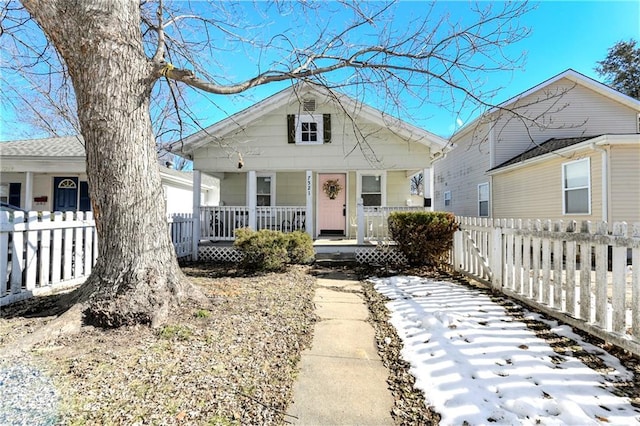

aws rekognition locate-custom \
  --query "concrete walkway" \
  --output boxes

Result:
[286,269,394,425]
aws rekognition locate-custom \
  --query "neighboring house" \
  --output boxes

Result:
[0,136,219,214]
[433,69,640,225]
[175,82,447,240]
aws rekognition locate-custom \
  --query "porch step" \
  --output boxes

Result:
[314,251,357,267]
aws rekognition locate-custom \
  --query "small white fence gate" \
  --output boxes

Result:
[0,211,98,306]
[451,217,640,356]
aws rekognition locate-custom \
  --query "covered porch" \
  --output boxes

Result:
[189,169,431,258]
[197,204,427,243]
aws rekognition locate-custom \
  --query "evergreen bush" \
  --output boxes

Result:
[388,211,457,267]
[234,228,315,271]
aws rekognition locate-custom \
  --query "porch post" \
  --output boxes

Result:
[305,170,313,238]
[24,172,33,211]
[191,170,201,261]
[247,170,257,230]
[357,198,365,244]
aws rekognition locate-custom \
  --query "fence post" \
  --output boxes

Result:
[490,220,503,290]
[611,222,628,334]
[453,224,463,273]
[25,211,38,290]
[191,171,201,261]
[0,211,9,297]
[356,198,364,245]
[632,223,640,340]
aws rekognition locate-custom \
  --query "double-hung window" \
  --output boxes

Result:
[444,191,451,207]
[360,173,384,206]
[256,174,275,207]
[562,158,590,214]
[478,183,489,217]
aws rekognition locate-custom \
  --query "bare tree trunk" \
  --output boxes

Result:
[22,0,193,327]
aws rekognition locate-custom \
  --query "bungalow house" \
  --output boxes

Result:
[0,136,219,214]
[433,69,640,225]
[174,82,447,244]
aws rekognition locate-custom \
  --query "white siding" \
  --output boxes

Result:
[192,92,432,173]
[164,185,194,214]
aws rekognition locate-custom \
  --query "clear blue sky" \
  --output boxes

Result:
[0,0,638,141]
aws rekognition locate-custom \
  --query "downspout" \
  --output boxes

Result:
[590,143,609,222]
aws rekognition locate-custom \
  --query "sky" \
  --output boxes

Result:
[0,0,638,142]
[372,275,640,425]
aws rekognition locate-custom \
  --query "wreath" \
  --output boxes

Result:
[323,179,343,199]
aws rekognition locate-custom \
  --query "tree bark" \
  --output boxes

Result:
[22,0,194,327]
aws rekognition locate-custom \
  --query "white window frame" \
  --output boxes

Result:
[444,190,451,207]
[0,184,8,203]
[356,171,386,207]
[562,158,591,215]
[478,183,490,217]
[295,114,323,145]
[256,173,276,207]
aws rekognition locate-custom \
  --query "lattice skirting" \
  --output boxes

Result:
[199,246,244,263]
[198,245,407,265]
[355,247,407,266]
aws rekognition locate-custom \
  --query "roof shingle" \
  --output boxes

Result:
[489,136,601,171]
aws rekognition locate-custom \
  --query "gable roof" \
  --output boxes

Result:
[489,135,601,171]
[173,82,448,156]
[452,69,640,142]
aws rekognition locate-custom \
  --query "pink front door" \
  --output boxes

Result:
[318,173,346,236]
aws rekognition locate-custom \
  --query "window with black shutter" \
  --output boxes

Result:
[287,114,331,144]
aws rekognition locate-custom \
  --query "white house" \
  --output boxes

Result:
[0,136,219,214]
[174,82,447,242]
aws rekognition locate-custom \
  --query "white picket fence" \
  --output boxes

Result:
[0,211,98,306]
[168,213,194,259]
[0,211,198,306]
[451,217,640,355]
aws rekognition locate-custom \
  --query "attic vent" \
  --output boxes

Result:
[303,98,316,112]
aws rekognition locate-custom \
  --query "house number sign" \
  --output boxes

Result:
[307,175,312,197]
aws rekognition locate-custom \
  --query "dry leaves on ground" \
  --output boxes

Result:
[0,264,316,425]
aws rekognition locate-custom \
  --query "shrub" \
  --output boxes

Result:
[388,211,457,267]
[234,228,315,272]
[285,231,315,264]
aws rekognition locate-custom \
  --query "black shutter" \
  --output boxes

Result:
[323,114,331,143]
[8,183,21,207]
[79,181,91,211]
[287,114,295,144]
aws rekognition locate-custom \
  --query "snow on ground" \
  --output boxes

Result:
[371,275,640,426]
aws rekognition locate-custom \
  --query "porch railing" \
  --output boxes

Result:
[361,206,428,243]
[200,206,306,241]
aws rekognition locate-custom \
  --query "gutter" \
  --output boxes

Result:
[487,134,638,176]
